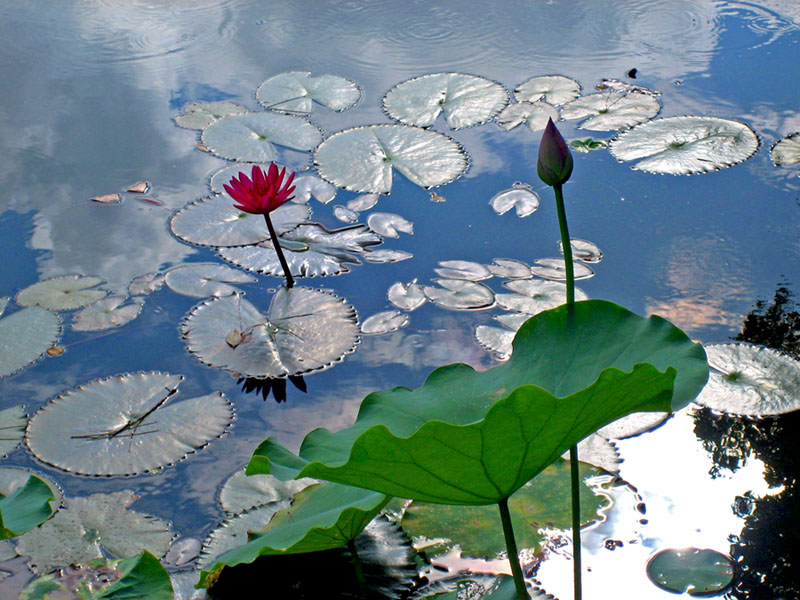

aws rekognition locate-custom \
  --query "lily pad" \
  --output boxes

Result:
[597,411,671,440]
[0,475,54,539]
[164,263,256,298]
[0,405,26,458]
[367,212,414,238]
[257,71,361,114]
[16,275,107,311]
[695,343,800,416]
[565,434,621,474]
[496,101,558,132]
[383,73,508,130]
[26,372,233,476]
[498,279,588,315]
[315,125,469,194]
[202,112,323,163]
[489,183,540,217]
[0,297,8,317]
[569,137,609,153]
[558,238,603,263]
[646,548,734,595]
[486,258,531,279]
[514,75,581,106]
[174,101,248,130]
[388,281,427,311]
[218,223,382,278]
[170,194,310,247]
[0,305,61,378]
[361,311,409,336]
[219,468,315,515]
[596,78,660,97]
[0,466,63,511]
[364,249,413,264]
[347,193,380,211]
[71,296,143,331]
[609,116,759,175]
[333,205,359,223]
[561,91,661,130]
[475,325,514,360]
[530,258,595,281]
[423,279,495,311]
[15,491,173,573]
[292,174,337,205]
[182,287,359,379]
[434,261,491,281]
[248,300,707,505]
[770,132,800,166]
[128,272,166,296]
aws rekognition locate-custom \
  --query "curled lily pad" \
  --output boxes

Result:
[646,548,734,595]
[170,194,310,247]
[174,101,248,130]
[475,325,514,360]
[496,101,558,132]
[71,296,143,331]
[489,183,540,217]
[558,238,603,263]
[257,71,361,114]
[695,343,800,416]
[770,132,800,166]
[0,305,61,378]
[486,258,531,279]
[315,125,468,194]
[218,223,382,278]
[219,468,315,515]
[364,249,413,264]
[367,212,414,238]
[347,193,380,211]
[388,281,427,311]
[0,475,55,539]
[423,279,495,311]
[609,116,759,175]
[16,275,107,311]
[26,372,234,476]
[292,175,337,205]
[514,75,581,106]
[128,272,166,296]
[15,491,173,572]
[361,311,409,336]
[333,205,359,223]
[531,258,595,281]
[182,287,359,379]
[202,112,323,163]
[561,91,661,130]
[165,263,256,298]
[0,467,63,511]
[0,406,26,458]
[383,73,508,130]
[434,261,491,281]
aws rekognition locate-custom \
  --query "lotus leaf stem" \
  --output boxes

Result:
[498,498,528,599]
[347,538,369,600]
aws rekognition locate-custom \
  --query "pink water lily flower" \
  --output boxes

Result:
[224,164,296,215]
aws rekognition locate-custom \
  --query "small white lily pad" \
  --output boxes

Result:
[475,325,514,360]
[219,468,316,515]
[257,71,361,114]
[71,296,144,331]
[597,411,671,440]
[16,275,107,311]
[315,125,469,194]
[333,205,360,223]
[347,194,380,211]
[434,260,491,281]
[0,306,61,378]
[128,272,166,296]
[0,406,26,458]
[489,183,540,217]
[26,372,233,476]
[695,343,800,416]
[569,137,609,153]
[609,116,759,175]
[292,175,337,205]
[558,238,603,263]
[361,311,409,336]
[367,212,414,238]
[486,258,531,279]
[174,101,248,130]
[383,73,509,130]
[530,258,595,281]
[561,91,661,130]
[494,312,530,331]
[387,281,427,311]
[182,287,359,379]
[502,279,588,309]
[423,279,495,311]
[496,101,559,132]
[363,249,413,264]
[596,78,660,97]
[514,75,581,106]
[770,133,800,166]
[165,264,257,298]
[202,112,323,163]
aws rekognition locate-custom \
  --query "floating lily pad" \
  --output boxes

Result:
[15,491,173,572]
[218,223,382,278]
[333,205,359,223]
[362,311,409,336]
[257,71,361,114]
[174,101,248,130]
[367,212,414,238]
[0,306,61,378]
[558,238,603,263]
[388,281,427,311]
[597,411,671,440]
[498,280,588,316]
[609,116,759,174]
[347,193,380,211]
[434,261,491,281]
[164,263,256,298]
[364,250,413,264]
[182,287,359,379]
[71,296,143,331]
[219,468,315,515]
[423,279,495,311]
[489,183,540,217]
[475,325,514,360]
[26,372,233,476]
[563,433,621,474]
[384,73,508,130]
[0,475,54,539]
[514,75,581,106]
[292,175,337,205]
[486,258,531,279]
[646,548,734,595]
[16,275,107,311]
[0,406,26,458]
[128,272,166,296]
[496,101,558,132]
[561,91,660,130]
[494,313,530,331]
[0,297,9,317]
[164,537,201,570]
[569,137,609,153]
[596,78,660,97]
[770,132,800,166]
[695,343,800,416]
[202,112,323,163]
[531,258,595,281]
[315,125,468,194]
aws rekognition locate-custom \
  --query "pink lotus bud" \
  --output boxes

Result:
[537,118,573,186]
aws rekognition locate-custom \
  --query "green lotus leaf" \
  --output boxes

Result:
[0,475,54,539]
[250,301,707,505]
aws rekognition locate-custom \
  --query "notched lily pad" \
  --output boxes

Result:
[182,287,359,379]
[770,132,800,167]
[315,125,469,194]
[362,311,409,336]
[558,238,603,263]
[16,275,107,311]
[257,71,361,114]
[0,305,61,378]
[26,372,234,476]
[292,175,337,205]
[514,75,581,106]
[0,406,26,458]
[490,183,540,217]
[475,325,514,360]
[434,261,491,281]
[496,280,587,317]
[165,263,257,298]
[367,212,414,238]
[383,73,509,130]
[423,279,495,311]
[388,281,427,311]
[496,101,558,132]
[531,258,595,281]
[646,548,734,595]
[486,258,531,279]
[561,91,660,130]
[174,101,248,130]
[71,296,143,331]
[609,116,759,175]
[219,468,315,515]
[128,272,166,296]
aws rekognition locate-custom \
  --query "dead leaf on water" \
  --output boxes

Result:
[126,181,150,193]
[46,346,65,356]
[196,143,211,152]
[90,193,120,204]
[430,191,446,203]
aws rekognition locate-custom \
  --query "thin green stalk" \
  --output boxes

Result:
[553,184,574,306]
[347,538,369,600]
[264,213,295,289]
[498,498,528,599]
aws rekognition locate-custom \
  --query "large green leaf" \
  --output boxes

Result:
[0,475,55,539]
[251,301,707,505]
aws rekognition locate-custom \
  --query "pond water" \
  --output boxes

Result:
[1,1,800,598]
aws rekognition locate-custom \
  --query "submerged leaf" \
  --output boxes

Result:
[609,116,759,175]
[71,296,143,331]
[383,73,508,130]
[646,548,734,595]
[489,183,540,217]
[16,275,107,311]
[770,132,800,166]
[561,91,660,130]
[165,263,256,298]
[514,75,581,106]
[315,125,468,194]
[0,306,61,378]
[257,71,361,114]
[0,405,26,458]
[174,101,248,130]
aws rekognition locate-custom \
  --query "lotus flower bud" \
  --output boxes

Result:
[537,118,573,186]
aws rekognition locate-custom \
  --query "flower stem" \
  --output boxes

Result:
[553,184,574,306]
[498,498,528,599]
[264,213,294,289]
[347,538,369,600]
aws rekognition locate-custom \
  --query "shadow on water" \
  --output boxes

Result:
[693,284,800,599]
[237,374,307,403]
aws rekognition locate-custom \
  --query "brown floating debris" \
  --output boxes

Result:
[430,191,446,203]
[126,181,150,193]
[46,345,65,356]
[196,143,211,152]
[90,193,120,204]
